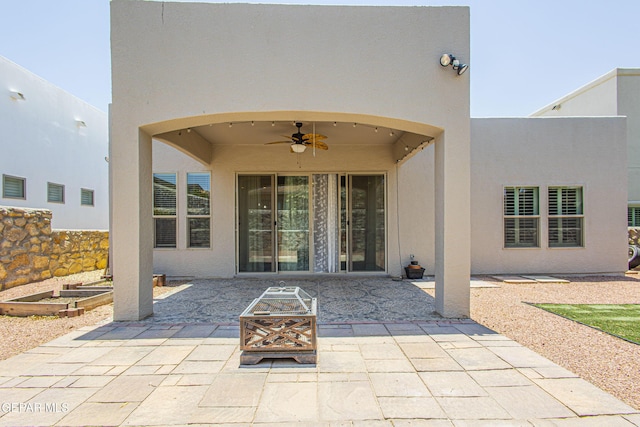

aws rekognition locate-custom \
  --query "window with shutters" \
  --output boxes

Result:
[3,175,26,199]
[153,173,177,248]
[629,206,640,227]
[47,182,65,203]
[80,188,94,206]
[549,186,583,247]
[186,172,211,248]
[504,186,539,248]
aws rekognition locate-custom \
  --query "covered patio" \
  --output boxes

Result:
[140,277,440,324]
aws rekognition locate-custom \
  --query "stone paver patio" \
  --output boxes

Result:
[0,278,639,426]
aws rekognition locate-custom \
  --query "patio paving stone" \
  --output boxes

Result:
[378,396,447,419]
[122,385,209,426]
[56,402,139,427]
[468,368,534,387]
[88,375,164,403]
[485,385,576,419]
[532,377,639,416]
[445,347,512,371]
[436,396,512,420]
[370,372,432,397]
[135,345,194,366]
[419,371,488,397]
[0,278,638,425]
[90,346,154,366]
[200,373,267,407]
[318,381,382,420]
[254,382,318,423]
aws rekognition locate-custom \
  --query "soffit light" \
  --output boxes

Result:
[440,53,468,76]
[9,90,25,101]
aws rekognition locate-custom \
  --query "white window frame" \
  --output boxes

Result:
[47,182,65,204]
[186,172,211,249]
[629,204,640,227]
[153,173,178,249]
[503,186,540,248]
[3,174,26,200]
[548,186,584,248]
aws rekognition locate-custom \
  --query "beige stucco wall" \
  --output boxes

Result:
[111,1,471,319]
[152,139,438,278]
[470,117,628,274]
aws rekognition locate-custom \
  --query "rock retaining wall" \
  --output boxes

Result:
[629,228,640,246]
[0,207,108,290]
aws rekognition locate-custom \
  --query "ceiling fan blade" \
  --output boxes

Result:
[302,133,327,141]
[305,140,329,150]
[265,140,293,145]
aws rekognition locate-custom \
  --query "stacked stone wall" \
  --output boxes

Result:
[0,207,108,290]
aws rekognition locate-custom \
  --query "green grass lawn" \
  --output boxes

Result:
[533,303,640,345]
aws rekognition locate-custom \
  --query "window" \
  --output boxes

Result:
[47,183,65,203]
[3,175,25,199]
[549,186,583,247]
[80,188,94,206]
[153,173,177,248]
[629,206,640,227]
[504,186,539,248]
[187,172,211,248]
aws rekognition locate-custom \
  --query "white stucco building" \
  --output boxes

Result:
[110,1,628,321]
[531,68,640,226]
[1,56,109,230]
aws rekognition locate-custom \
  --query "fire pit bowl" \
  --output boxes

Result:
[240,285,317,365]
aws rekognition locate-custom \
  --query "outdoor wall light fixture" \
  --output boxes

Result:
[75,119,87,127]
[440,53,468,75]
[9,90,25,101]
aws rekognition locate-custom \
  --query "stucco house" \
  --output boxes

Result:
[110,1,628,321]
[1,56,109,230]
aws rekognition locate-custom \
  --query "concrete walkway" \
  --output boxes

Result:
[1,319,639,426]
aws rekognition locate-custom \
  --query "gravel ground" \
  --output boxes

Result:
[1,272,639,410]
[0,271,177,361]
[468,274,640,411]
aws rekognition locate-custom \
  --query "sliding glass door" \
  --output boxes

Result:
[237,173,385,273]
[238,175,274,272]
[349,175,385,271]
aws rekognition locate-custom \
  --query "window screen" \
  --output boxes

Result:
[47,183,64,203]
[3,175,25,199]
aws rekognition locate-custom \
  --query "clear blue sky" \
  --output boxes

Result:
[1,0,639,116]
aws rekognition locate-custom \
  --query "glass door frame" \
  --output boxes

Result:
[236,172,313,274]
[235,172,387,274]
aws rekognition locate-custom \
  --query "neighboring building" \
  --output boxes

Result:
[530,68,640,226]
[110,1,628,321]
[0,56,108,230]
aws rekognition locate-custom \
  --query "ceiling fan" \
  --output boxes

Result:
[265,122,328,153]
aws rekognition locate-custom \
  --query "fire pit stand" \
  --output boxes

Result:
[240,285,317,365]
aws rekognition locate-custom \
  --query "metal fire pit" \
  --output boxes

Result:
[240,285,317,365]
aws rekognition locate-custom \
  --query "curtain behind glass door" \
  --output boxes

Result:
[277,176,310,271]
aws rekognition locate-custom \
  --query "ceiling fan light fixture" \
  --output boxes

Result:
[291,143,306,153]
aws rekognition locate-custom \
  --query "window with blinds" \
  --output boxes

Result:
[3,175,25,199]
[629,206,640,227]
[549,186,583,247]
[504,186,539,248]
[47,183,65,203]
[153,173,177,248]
[80,188,94,206]
[187,172,211,248]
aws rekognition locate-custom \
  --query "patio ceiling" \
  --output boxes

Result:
[154,120,434,165]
